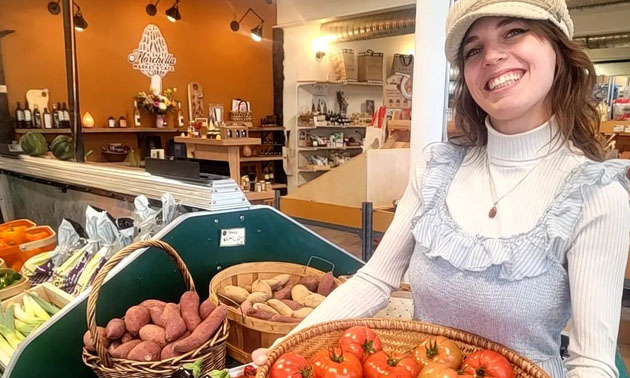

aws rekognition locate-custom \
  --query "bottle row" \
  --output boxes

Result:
[15,101,71,129]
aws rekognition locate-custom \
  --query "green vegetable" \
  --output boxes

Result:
[19,133,48,156]
[183,358,204,378]
[207,369,230,378]
[27,293,60,315]
[0,271,21,290]
[50,135,74,160]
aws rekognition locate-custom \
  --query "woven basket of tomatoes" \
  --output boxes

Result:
[257,318,549,378]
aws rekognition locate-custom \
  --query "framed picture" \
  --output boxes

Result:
[208,104,224,125]
[194,117,209,127]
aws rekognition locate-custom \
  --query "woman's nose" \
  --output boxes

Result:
[483,46,507,66]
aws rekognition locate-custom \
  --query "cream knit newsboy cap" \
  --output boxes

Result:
[445,0,574,64]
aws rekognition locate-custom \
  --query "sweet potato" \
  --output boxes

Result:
[139,299,167,310]
[247,309,275,320]
[127,341,161,362]
[292,307,314,319]
[271,315,301,323]
[247,292,271,304]
[273,280,294,300]
[263,274,291,290]
[121,333,134,343]
[83,327,109,352]
[148,305,165,327]
[180,291,202,332]
[124,306,150,336]
[221,286,249,304]
[173,305,228,353]
[253,303,279,315]
[139,324,167,347]
[267,299,294,317]
[317,272,335,296]
[199,298,216,319]
[244,284,253,293]
[160,331,190,360]
[108,340,121,353]
[162,303,187,342]
[298,276,319,292]
[240,300,253,316]
[252,280,272,296]
[304,293,326,308]
[291,285,312,306]
[106,318,126,340]
[111,339,142,359]
[281,299,304,311]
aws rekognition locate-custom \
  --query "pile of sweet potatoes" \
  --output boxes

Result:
[83,291,227,362]
[219,272,336,323]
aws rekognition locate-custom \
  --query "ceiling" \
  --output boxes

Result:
[567,0,630,9]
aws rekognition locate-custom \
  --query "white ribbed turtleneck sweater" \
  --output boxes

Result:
[283,118,630,378]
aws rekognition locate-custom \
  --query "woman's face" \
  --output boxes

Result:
[462,17,557,133]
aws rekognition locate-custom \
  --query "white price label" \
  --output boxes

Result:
[220,228,246,247]
[625,126,630,133]
[0,85,7,94]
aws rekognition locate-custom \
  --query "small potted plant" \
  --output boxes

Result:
[135,87,177,128]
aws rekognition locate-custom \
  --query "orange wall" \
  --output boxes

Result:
[1,0,276,128]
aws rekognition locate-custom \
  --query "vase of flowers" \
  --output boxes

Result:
[135,87,177,128]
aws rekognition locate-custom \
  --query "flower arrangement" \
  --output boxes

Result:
[135,87,177,115]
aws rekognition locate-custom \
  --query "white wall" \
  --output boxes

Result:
[277,0,414,26]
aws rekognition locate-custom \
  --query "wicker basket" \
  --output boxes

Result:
[82,240,229,378]
[209,261,342,363]
[257,318,550,378]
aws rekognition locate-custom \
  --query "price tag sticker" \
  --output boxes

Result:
[0,85,6,94]
[219,228,246,247]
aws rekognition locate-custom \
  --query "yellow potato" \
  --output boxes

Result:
[291,307,314,319]
[221,285,249,304]
[291,284,312,306]
[267,299,293,317]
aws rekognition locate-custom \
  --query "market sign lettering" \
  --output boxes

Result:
[128,24,176,94]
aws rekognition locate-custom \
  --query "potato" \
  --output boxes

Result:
[298,276,319,292]
[108,340,121,353]
[263,274,291,290]
[271,315,301,323]
[139,299,166,310]
[304,293,326,308]
[199,298,217,320]
[292,307,314,319]
[240,300,253,316]
[105,318,125,340]
[139,324,167,347]
[127,341,161,362]
[317,272,335,296]
[161,330,191,359]
[267,299,294,317]
[291,284,312,306]
[162,303,187,342]
[121,333,134,343]
[111,340,142,359]
[252,280,272,296]
[247,292,271,304]
[124,306,150,336]
[221,285,249,304]
[281,299,304,311]
[148,305,165,327]
[253,302,279,315]
[83,327,109,352]
[273,280,294,300]
[180,291,202,332]
[247,309,275,320]
[244,284,253,293]
[173,305,228,353]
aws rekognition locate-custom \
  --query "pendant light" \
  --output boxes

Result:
[230,7,265,42]
[250,24,263,42]
[73,3,88,32]
[165,0,181,22]
[146,0,160,16]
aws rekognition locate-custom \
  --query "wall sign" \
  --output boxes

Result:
[127,24,176,95]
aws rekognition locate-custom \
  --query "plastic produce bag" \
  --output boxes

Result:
[21,219,85,285]
[52,206,101,294]
[74,210,122,294]
[133,195,159,241]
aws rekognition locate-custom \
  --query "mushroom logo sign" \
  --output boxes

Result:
[127,24,176,95]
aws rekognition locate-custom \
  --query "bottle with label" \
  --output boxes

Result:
[107,116,116,128]
[133,101,141,127]
[52,103,61,128]
[269,166,275,183]
[62,102,71,128]
[23,104,33,129]
[33,105,42,129]
[43,108,52,129]
[118,116,128,128]
[15,102,25,129]
[264,166,270,182]
[177,101,185,128]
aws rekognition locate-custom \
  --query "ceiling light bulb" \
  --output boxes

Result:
[251,24,263,42]
[165,1,181,22]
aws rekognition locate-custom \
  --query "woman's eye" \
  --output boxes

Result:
[464,48,481,60]
[506,28,527,38]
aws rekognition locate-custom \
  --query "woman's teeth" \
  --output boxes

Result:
[487,71,523,91]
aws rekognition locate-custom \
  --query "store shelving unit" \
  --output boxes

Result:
[15,128,180,134]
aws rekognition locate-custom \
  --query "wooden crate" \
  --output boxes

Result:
[2,282,73,310]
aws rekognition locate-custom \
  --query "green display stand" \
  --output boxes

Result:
[4,206,364,378]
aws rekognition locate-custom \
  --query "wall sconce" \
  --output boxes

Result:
[165,0,182,22]
[146,0,160,16]
[312,35,336,61]
[47,1,88,31]
[230,8,265,42]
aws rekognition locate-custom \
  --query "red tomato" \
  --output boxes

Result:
[339,326,383,362]
[310,347,363,378]
[418,362,467,378]
[271,353,313,378]
[460,350,514,378]
[363,351,421,378]
[414,336,463,370]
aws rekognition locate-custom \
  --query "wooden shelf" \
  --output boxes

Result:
[174,137,261,146]
[297,80,383,87]
[272,183,287,189]
[298,166,332,172]
[15,128,180,134]
[297,125,368,129]
[248,127,285,131]
[298,146,362,151]
[240,156,283,162]
[15,129,71,134]
[601,120,630,135]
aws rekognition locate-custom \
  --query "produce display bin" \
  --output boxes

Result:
[2,205,364,378]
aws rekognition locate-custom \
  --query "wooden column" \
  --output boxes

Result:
[0,30,15,144]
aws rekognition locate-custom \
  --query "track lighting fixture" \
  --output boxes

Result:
[73,3,88,31]
[230,8,265,42]
[165,0,182,23]
[146,0,160,16]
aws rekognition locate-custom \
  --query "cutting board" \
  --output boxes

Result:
[25,88,50,112]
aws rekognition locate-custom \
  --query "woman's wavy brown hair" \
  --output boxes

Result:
[452,18,604,161]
